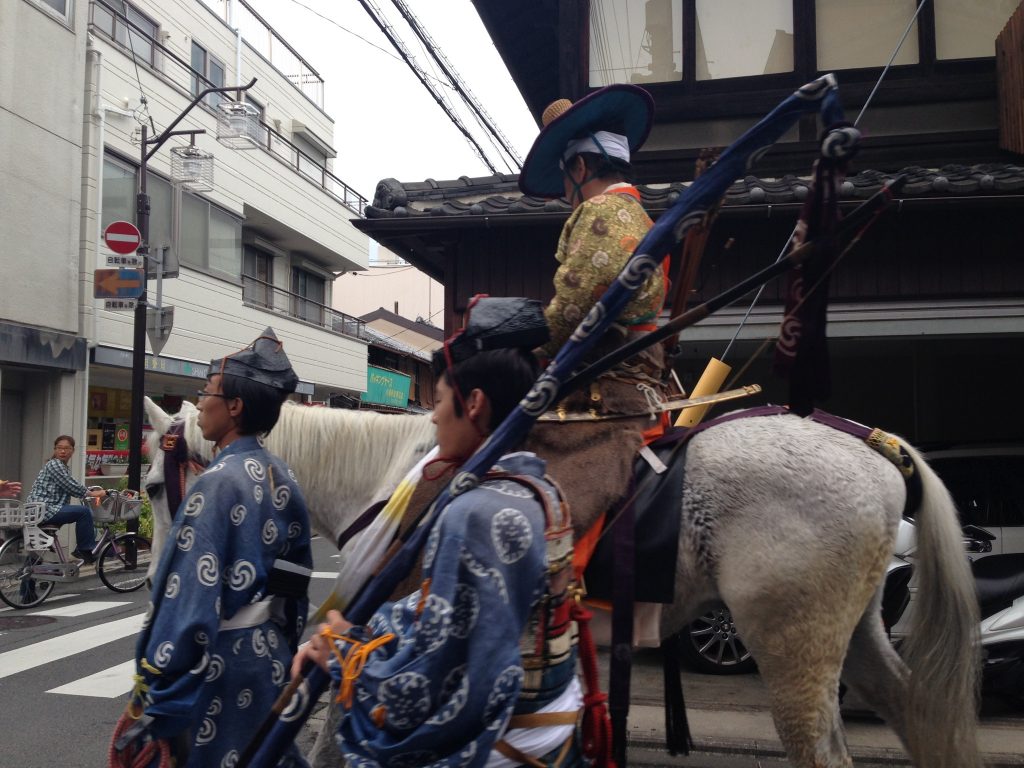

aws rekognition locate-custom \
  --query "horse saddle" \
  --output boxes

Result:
[583,429,688,605]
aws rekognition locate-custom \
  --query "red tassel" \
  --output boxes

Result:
[572,600,617,768]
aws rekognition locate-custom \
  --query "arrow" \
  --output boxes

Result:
[94,269,144,299]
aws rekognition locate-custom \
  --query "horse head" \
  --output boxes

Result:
[143,396,213,584]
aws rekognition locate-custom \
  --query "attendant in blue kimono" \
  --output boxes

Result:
[296,299,585,768]
[121,328,313,768]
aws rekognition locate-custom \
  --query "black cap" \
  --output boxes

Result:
[210,327,298,393]
[445,296,550,364]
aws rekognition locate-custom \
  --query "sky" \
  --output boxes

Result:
[243,0,540,205]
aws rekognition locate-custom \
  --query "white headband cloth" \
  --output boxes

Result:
[561,131,630,166]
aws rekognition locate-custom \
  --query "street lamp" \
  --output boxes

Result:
[126,79,258,504]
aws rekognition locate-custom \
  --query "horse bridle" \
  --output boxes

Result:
[159,421,207,515]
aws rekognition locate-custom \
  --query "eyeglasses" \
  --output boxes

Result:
[196,390,233,400]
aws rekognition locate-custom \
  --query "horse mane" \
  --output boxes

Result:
[265,404,435,531]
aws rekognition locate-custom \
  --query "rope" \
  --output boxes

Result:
[321,626,396,709]
[107,710,172,768]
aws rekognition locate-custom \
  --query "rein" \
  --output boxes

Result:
[159,422,206,515]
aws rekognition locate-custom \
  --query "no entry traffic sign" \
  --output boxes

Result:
[103,220,142,255]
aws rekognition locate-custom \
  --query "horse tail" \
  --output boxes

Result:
[897,439,981,768]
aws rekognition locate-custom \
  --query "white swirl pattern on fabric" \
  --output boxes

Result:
[617,253,659,290]
[288,521,303,540]
[182,492,204,517]
[164,573,180,599]
[261,519,278,545]
[206,696,222,716]
[195,630,209,646]
[570,302,606,343]
[205,654,224,681]
[272,659,286,686]
[195,717,216,744]
[154,641,174,668]
[491,508,533,564]
[252,628,269,657]
[243,458,265,482]
[229,504,246,525]
[176,526,195,552]
[228,560,256,590]
[189,653,209,677]
[272,483,290,510]
[237,689,253,709]
[253,484,263,504]
[484,666,524,728]
[220,750,239,768]
[197,553,219,586]
[521,373,558,416]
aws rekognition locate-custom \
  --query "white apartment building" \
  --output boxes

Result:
[1,0,369,483]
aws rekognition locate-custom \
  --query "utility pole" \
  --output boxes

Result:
[127,79,257,504]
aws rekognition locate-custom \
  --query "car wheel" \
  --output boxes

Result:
[678,605,757,675]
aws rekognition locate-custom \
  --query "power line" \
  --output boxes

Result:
[389,0,522,172]
[355,0,501,174]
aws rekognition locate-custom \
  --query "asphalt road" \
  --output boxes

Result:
[2,533,1020,767]
[0,534,340,768]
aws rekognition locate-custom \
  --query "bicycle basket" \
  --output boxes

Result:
[0,500,45,529]
[92,491,142,523]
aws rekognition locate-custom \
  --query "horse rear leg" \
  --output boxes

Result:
[746,633,852,768]
[840,592,912,750]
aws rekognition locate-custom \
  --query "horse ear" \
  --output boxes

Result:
[144,396,174,436]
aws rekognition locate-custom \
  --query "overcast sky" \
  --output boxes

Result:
[245,0,540,204]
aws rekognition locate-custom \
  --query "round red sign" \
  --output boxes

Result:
[116,428,129,443]
[103,221,142,255]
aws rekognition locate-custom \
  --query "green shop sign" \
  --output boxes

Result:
[364,365,411,408]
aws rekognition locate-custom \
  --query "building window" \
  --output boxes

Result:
[92,1,157,65]
[191,41,226,109]
[101,155,172,250]
[589,0,682,87]
[28,0,71,21]
[291,267,325,325]
[934,0,1020,60]
[697,0,792,80]
[816,0,919,71]
[179,191,242,281]
[243,247,274,307]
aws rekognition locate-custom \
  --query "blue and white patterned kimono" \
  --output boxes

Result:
[135,435,312,768]
[331,451,561,768]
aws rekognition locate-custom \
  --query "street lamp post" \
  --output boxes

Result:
[127,79,258,501]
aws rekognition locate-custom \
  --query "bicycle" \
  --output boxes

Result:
[0,488,153,609]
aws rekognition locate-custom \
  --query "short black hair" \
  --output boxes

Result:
[573,151,633,183]
[219,373,289,435]
[432,347,540,432]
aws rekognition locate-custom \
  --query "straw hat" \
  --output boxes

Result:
[518,84,654,199]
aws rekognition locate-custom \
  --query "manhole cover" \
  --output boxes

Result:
[0,615,57,630]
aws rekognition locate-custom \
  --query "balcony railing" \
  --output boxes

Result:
[242,275,367,340]
[198,0,325,109]
[90,0,367,216]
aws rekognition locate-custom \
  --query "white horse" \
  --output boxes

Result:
[142,397,980,768]
[142,397,434,579]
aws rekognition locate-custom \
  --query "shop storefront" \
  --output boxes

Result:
[86,345,315,482]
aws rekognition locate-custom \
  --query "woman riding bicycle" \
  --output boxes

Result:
[26,435,106,563]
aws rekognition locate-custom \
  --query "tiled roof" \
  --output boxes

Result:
[361,325,432,362]
[365,164,1024,220]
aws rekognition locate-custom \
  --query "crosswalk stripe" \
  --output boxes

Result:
[47,660,136,698]
[0,613,145,680]
[0,592,81,613]
[312,571,336,579]
[31,601,131,618]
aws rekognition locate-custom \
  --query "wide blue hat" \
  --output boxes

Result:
[518,84,654,199]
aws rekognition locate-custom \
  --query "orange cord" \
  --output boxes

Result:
[321,626,396,709]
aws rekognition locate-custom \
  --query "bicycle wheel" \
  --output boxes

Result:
[97,533,152,593]
[0,534,55,609]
